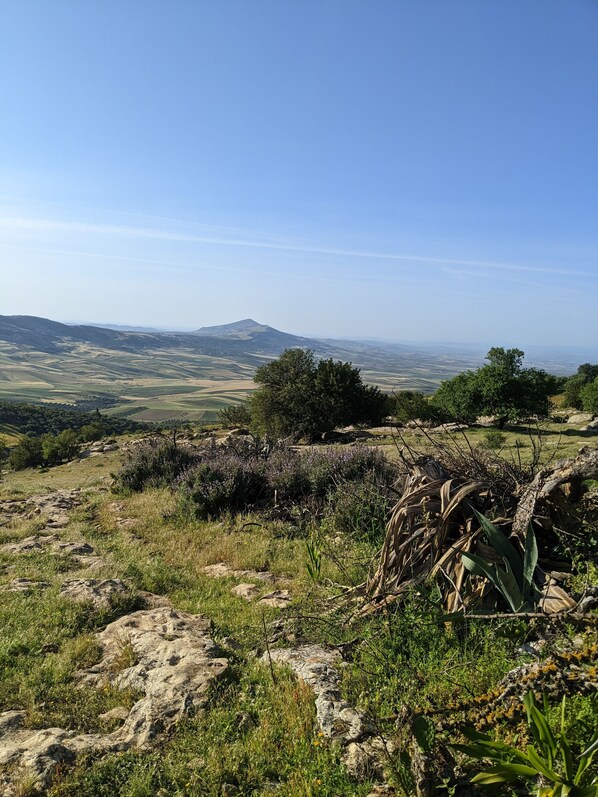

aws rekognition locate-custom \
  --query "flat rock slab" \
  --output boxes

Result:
[262,645,388,780]
[202,562,276,582]
[0,578,50,594]
[81,607,229,747]
[258,590,292,608]
[1,535,96,558]
[0,607,228,793]
[59,578,130,608]
[262,646,365,742]
[1,534,60,554]
[232,583,261,601]
[568,413,594,424]
[0,489,83,529]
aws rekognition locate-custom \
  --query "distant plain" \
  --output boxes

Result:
[0,315,594,423]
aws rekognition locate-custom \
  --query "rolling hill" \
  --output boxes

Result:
[0,315,587,423]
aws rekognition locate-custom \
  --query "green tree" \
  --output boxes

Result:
[41,429,79,465]
[393,391,436,424]
[580,377,598,414]
[80,423,104,442]
[431,347,559,428]
[217,402,252,429]
[564,364,598,409]
[250,349,387,439]
[9,435,43,470]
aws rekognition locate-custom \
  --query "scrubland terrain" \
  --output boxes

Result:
[0,423,596,797]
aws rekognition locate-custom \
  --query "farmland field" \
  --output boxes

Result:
[0,337,484,423]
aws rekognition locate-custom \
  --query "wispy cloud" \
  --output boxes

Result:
[0,215,590,278]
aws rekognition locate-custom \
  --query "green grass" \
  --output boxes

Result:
[1,436,596,796]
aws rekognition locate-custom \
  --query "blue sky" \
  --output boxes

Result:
[1,0,597,345]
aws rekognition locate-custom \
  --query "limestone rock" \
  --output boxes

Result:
[2,534,59,554]
[202,562,275,582]
[98,706,130,723]
[81,607,229,747]
[59,578,130,608]
[262,646,366,741]
[580,420,598,432]
[258,590,291,608]
[261,645,390,781]
[54,541,95,556]
[0,578,50,593]
[475,415,501,427]
[232,583,260,601]
[0,711,27,736]
[0,608,228,792]
[567,413,594,425]
[1,534,96,559]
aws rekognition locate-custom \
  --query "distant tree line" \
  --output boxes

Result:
[0,400,143,438]
[1,401,145,471]
[218,347,596,439]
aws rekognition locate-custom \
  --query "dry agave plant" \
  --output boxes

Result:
[363,444,598,616]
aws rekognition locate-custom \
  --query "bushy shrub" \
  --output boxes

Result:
[8,435,43,470]
[481,429,507,450]
[178,457,268,519]
[217,402,252,429]
[301,445,390,494]
[115,439,200,492]
[267,447,309,501]
[115,436,397,524]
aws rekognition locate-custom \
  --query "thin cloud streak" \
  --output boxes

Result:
[0,216,590,278]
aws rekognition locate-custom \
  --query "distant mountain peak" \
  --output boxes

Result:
[193,319,271,336]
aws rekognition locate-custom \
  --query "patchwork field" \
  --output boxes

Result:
[0,343,257,422]
[0,340,480,423]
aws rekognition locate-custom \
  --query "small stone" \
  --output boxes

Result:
[0,710,27,735]
[231,583,260,601]
[235,711,256,734]
[54,541,95,556]
[258,590,291,608]
[98,706,130,723]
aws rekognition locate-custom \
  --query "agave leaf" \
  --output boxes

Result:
[494,563,524,612]
[461,726,492,742]
[522,522,539,596]
[577,784,598,797]
[453,739,530,765]
[473,509,523,584]
[576,737,598,784]
[461,551,500,586]
[525,694,558,757]
[471,764,538,785]
[560,732,574,783]
[579,737,598,761]
[526,745,561,782]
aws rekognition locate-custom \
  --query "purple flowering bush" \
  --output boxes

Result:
[114,438,200,492]
[115,436,396,525]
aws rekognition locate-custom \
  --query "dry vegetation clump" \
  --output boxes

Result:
[364,440,598,616]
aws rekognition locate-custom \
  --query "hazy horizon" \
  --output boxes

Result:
[1,2,597,346]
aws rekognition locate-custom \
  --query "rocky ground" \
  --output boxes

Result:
[0,450,396,796]
[0,437,596,797]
